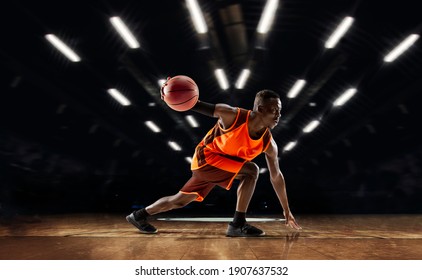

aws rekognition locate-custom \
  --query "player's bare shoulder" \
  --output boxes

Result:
[214,104,238,129]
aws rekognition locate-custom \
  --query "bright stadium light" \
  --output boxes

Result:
[287,79,306,98]
[145,121,161,133]
[186,0,208,34]
[45,34,81,62]
[302,120,320,133]
[257,0,279,34]
[325,16,354,49]
[283,141,297,151]
[110,17,140,49]
[185,115,199,127]
[168,141,182,151]
[333,88,357,107]
[384,34,420,62]
[214,68,229,90]
[235,69,251,89]
[107,88,131,106]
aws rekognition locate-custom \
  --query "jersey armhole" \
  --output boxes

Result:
[218,107,240,131]
[262,132,272,153]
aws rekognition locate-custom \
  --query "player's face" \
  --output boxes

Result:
[261,98,281,129]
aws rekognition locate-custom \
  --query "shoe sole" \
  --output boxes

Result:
[126,215,158,234]
[226,231,266,237]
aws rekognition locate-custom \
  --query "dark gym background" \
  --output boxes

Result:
[1,0,421,220]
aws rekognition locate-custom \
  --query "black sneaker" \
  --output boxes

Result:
[126,212,157,234]
[226,222,265,237]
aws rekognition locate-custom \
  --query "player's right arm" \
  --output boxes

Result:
[191,101,237,129]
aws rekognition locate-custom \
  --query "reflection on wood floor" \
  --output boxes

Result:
[0,214,421,260]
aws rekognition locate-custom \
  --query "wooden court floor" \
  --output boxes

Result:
[0,214,421,260]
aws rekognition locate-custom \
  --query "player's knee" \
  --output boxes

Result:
[245,162,259,180]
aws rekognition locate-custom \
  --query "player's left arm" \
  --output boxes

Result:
[265,138,302,230]
[190,100,216,117]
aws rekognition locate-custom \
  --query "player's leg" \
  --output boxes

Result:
[127,172,213,234]
[126,192,197,234]
[226,162,264,237]
[145,192,198,215]
[235,161,260,213]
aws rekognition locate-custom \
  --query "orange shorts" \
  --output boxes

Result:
[179,164,239,202]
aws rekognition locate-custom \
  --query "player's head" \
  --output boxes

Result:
[253,89,281,110]
[253,89,282,129]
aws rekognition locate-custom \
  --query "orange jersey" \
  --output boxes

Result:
[191,108,272,174]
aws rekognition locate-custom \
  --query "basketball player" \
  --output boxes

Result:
[127,89,301,236]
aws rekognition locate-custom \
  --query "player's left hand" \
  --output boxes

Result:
[284,211,302,230]
[160,77,171,100]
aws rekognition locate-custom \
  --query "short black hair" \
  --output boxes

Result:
[253,89,281,110]
[256,89,280,100]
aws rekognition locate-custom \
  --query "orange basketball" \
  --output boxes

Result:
[161,75,199,112]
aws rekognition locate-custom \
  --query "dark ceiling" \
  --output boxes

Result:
[1,0,421,215]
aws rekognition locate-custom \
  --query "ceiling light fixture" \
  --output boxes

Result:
[325,16,354,49]
[287,79,306,98]
[107,88,131,106]
[257,0,279,34]
[333,88,357,107]
[168,141,182,151]
[303,120,320,133]
[235,69,251,89]
[186,0,208,34]
[214,69,230,90]
[45,34,81,62]
[110,17,140,49]
[283,141,297,151]
[259,168,268,174]
[384,34,420,62]
[302,120,320,133]
[185,115,199,127]
[145,121,161,133]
